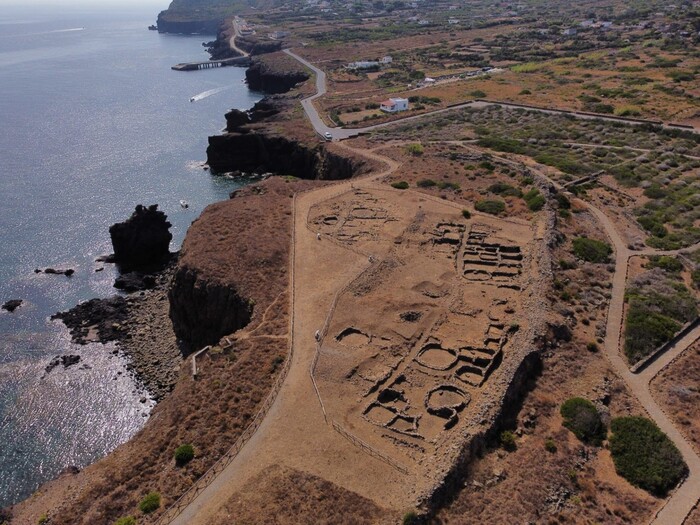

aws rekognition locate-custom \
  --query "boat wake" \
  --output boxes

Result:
[0,27,85,39]
[189,86,231,103]
[49,28,85,34]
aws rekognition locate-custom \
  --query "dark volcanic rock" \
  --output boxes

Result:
[155,11,220,34]
[109,204,172,271]
[225,109,250,130]
[169,267,252,354]
[45,354,81,374]
[207,132,365,180]
[2,299,22,312]
[114,272,157,292]
[245,59,309,94]
[225,98,281,132]
[37,268,74,276]
[52,296,129,345]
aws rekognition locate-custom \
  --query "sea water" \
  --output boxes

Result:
[0,3,260,506]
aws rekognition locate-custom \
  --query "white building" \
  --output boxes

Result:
[268,30,290,40]
[381,55,393,64]
[380,97,409,113]
[347,60,380,70]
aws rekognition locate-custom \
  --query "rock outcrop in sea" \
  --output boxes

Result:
[2,299,22,312]
[109,204,172,271]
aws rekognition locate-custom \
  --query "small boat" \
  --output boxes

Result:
[180,200,189,209]
[190,97,195,102]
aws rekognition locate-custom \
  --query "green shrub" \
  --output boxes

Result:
[478,160,495,171]
[402,511,419,525]
[560,397,606,446]
[139,492,161,514]
[645,255,682,274]
[437,181,460,190]
[462,209,471,219]
[416,179,436,188]
[623,280,696,363]
[477,136,527,154]
[586,342,599,352]
[519,88,532,95]
[391,181,409,190]
[615,105,641,117]
[406,143,424,156]
[174,444,195,466]
[555,193,571,209]
[114,518,136,525]
[544,438,558,453]
[523,189,546,211]
[559,259,576,270]
[38,515,48,525]
[610,416,687,496]
[475,199,505,215]
[666,70,694,83]
[572,237,612,263]
[500,430,517,451]
[470,89,486,98]
[488,182,522,197]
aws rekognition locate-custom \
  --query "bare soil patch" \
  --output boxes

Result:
[209,465,393,525]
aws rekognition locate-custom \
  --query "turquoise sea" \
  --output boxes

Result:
[0,3,259,506]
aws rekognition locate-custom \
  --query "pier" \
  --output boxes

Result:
[171,56,251,71]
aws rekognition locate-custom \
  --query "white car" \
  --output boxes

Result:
[324,132,332,141]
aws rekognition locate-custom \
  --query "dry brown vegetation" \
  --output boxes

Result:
[360,140,540,221]
[9,178,318,525]
[433,202,657,524]
[652,341,700,455]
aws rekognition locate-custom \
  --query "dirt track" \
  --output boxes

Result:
[169,151,417,525]
[167,52,700,525]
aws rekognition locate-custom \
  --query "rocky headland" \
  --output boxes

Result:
[245,58,309,94]
[6,20,377,523]
[207,96,372,178]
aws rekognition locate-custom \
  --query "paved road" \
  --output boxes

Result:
[229,17,250,58]
[175,47,700,524]
[283,48,699,141]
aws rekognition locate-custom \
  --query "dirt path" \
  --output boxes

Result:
[167,51,699,525]
[169,150,416,525]
[526,172,700,525]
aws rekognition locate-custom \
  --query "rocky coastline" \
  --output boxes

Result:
[52,262,180,401]
[155,10,221,35]
[5,19,371,522]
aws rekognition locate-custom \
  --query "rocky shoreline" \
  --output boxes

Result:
[52,261,181,401]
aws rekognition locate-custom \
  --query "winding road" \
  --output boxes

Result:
[283,49,699,141]
[283,49,700,523]
[161,47,700,525]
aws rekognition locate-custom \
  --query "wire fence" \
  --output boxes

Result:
[331,421,408,474]
[156,162,404,523]
[154,195,298,525]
